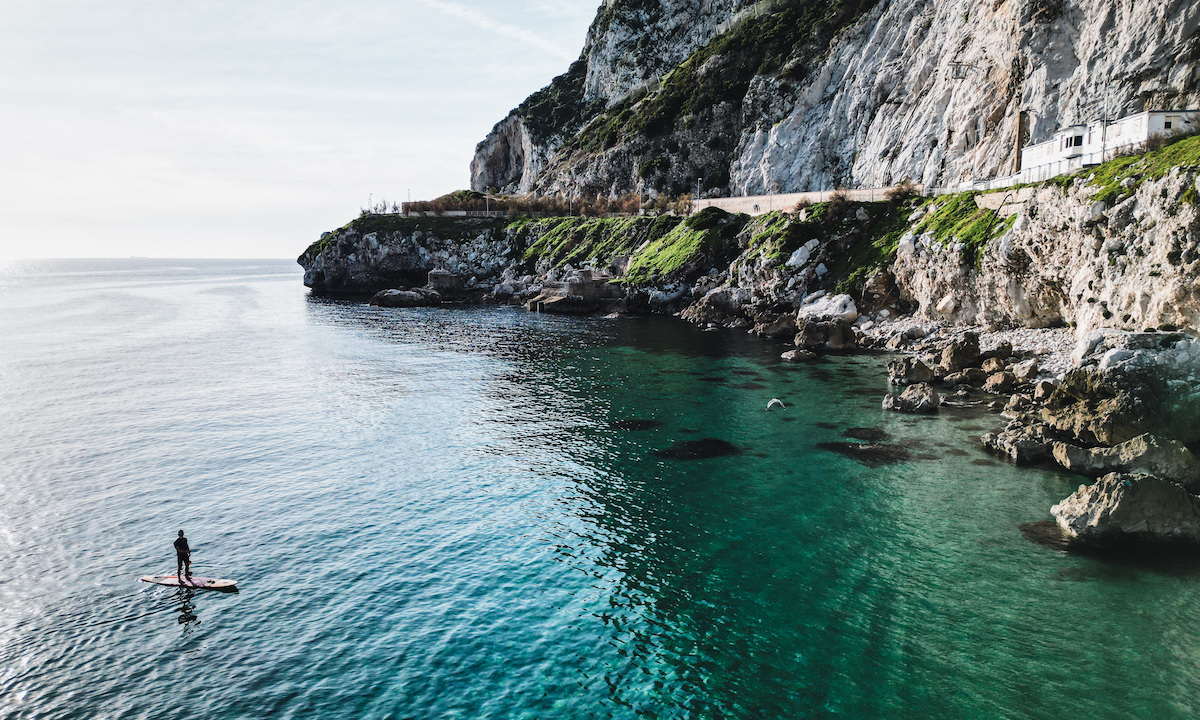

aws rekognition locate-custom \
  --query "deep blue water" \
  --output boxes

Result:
[2,259,1200,719]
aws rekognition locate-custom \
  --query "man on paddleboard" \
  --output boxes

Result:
[174,530,192,578]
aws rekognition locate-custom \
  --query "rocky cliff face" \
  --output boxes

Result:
[894,169,1200,334]
[473,0,1200,197]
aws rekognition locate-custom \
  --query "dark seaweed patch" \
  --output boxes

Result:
[655,438,743,460]
[816,442,912,468]
[844,427,890,442]
[610,419,664,431]
[815,422,838,430]
[943,448,969,457]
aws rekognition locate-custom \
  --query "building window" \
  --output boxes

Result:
[1074,135,1083,146]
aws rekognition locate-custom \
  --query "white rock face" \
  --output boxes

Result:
[798,293,858,323]
[731,0,1200,193]
[891,169,1200,337]
[581,0,755,104]
[474,0,1200,195]
[470,115,554,195]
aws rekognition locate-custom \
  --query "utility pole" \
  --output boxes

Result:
[695,177,701,214]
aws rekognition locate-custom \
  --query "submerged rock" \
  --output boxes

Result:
[1052,434,1200,492]
[844,427,890,441]
[655,438,742,460]
[1052,473,1200,545]
[816,442,912,468]
[610,419,665,431]
[882,383,940,414]
[781,349,817,362]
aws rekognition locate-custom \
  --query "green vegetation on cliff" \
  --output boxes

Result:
[913,193,1012,267]
[506,59,605,145]
[1056,131,1200,205]
[517,208,748,285]
[623,207,748,284]
[298,213,507,264]
[520,215,681,267]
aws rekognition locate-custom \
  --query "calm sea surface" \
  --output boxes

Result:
[2,258,1200,719]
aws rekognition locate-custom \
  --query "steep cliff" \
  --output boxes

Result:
[472,0,1200,197]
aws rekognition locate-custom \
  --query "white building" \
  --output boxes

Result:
[965,110,1199,191]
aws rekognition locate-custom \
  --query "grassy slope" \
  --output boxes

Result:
[1054,131,1200,205]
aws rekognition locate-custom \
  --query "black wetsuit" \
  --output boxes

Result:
[174,536,190,561]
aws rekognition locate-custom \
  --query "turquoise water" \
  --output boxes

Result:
[2,259,1200,719]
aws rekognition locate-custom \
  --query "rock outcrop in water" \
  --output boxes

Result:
[1052,473,1200,545]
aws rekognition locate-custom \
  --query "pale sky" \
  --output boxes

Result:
[0,0,598,259]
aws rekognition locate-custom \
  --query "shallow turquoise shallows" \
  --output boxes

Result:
[3,259,1200,720]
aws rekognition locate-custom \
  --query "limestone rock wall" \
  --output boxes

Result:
[298,221,519,294]
[472,0,1200,197]
[893,169,1200,336]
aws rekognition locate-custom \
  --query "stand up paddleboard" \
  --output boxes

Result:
[140,575,238,591]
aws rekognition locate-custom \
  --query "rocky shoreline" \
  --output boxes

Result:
[351,268,1200,553]
[300,160,1200,552]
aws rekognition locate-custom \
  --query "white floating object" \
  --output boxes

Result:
[766,398,786,411]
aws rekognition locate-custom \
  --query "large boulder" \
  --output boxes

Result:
[1052,473,1200,545]
[882,383,940,414]
[887,356,934,386]
[753,313,798,339]
[795,318,857,350]
[983,371,1017,394]
[370,288,440,307]
[797,293,858,323]
[680,287,750,326]
[944,367,988,386]
[981,421,1059,464]
[1052,434,1200,492]
[940,331,981,372]
[981,357,1005,374]
[1012,358,1039,383]
[1042,363,1200,447]
[1040,331,1200,446]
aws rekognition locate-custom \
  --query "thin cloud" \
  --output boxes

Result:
[418,0,577,61]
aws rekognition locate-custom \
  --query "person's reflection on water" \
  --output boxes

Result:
[173,588,200,635]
